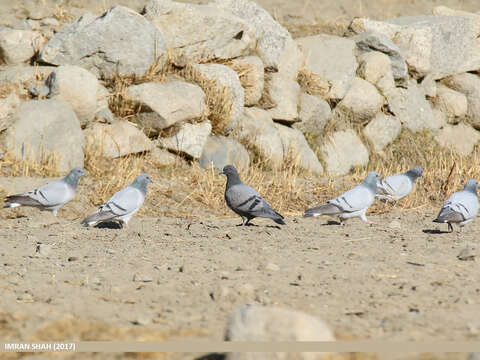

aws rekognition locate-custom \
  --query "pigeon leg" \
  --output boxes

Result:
[360,213,375,225]
[448,223,453,233]
[237,217,247,226]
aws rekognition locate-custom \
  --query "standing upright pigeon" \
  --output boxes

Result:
[81,173,153,228]
[221,165,285,226]
[304,171,380,224]
[433,179,479,232]
[376,167,423,201]
[3,167,85,216]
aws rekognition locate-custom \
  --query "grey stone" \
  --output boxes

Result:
[435,123,480,156]
[297,35,358,99]
[0,65,54,84]
[0,29,44,65]
[46,65,99,128]
[386,81,442,132]
[353,31,408,86]
[214,0,302,79]
[84,121,154,158]
[265,73,300,122]
[143,0,256,64]
[0,93,21,120]
[443,73,480,130]
[127,81,206,136]
[274,124,323,174]
[199,135,250,172]
[147,147,177,167]
[0,100,84,172]
[357,51,395,94]
[232,107,284,167]
[293,93,331,135]
[420,75,437,98]
[363,113,401,152]
[432,83,468,124]
[433,6,480,36]
[334,77,384,123]
[30,84,50,98]
[320,129,369,175]
[158,121,211,159]
[229,56,264,106]
[39,6,167,77]
[193,64,244,133]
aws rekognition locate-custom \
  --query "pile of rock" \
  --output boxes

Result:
[1,0,480,174]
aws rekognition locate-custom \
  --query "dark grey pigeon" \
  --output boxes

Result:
[221,165,286,226]
[3,167,85,216]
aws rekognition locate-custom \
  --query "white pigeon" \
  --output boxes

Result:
[376,167,423,201]
[3,167,85,216]
[81,174,153,228]
[304,171,380,224]
[433,179,479,232]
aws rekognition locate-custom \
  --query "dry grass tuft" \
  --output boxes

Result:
[53,3,74,23]
[0,149,60,177]
[297,68,331,99]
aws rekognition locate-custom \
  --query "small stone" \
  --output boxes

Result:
[0,29,44,65]
[238,283,255,297]
[36,243,53,256]
[157,121,212,159]
[67,256,78,262]
[457,247,476,261]
[265,263,280,272]
[388,220,402,229]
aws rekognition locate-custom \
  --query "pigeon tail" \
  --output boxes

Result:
[4,195,41,208]
[273,217,286,225]
[81,210,114,227]
[303,203,340,217]
[433,208,464,224]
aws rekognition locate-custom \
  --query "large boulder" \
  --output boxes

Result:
[386,81,442,132]
[356,51,395,94]
[435,123,480,156]
[432,83,468,125]
[45,65,99,128]
[192,63,244,134]
[214,0,303,79]
[157,121,211,159]
[293,93,331,136]
[84,121,154,158]
[320,129,369,175]
[443,73,480,130]
[363,113,402,153]
[274,124,323,174]
[231,107,284,167]
[0,29,44,65]
[39,6,167,77]
[265,73,300,123]
[0,100,84,171]
[199,135,250,171]
[126,81,206,136]
[143,0,256,64]
[296,35,358,99]
[229,56,264,106]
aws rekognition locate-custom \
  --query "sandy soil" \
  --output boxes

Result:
[0,177,479,359]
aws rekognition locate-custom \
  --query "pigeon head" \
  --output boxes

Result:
[64,167,85,187]
[464,179,478,194]
[221,165,242,187]
[364,171,380,191]
[405,166,423,180]
[131,173,153,194]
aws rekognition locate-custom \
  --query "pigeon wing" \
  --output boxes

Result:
[330,185,374,213]
[6,180,72,208]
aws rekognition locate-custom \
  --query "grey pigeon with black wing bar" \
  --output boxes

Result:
[376,167,423,201]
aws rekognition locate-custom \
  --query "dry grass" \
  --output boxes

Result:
[297,68,331,99]
[0,149,60,178]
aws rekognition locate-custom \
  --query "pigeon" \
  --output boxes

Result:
[3,167,85,216]
[81,173,153,228]
[304,171,380,224]
[376,167,423,201]
[433,179,479,232]
[221,165,286,226]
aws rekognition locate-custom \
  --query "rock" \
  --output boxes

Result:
[420,75,437,98]
[94,85,114,124]
[0,65,54,84]
[147,147,177,167]
[0,29,44,65]
[432,83,468,124]
[433,6,480,36]
[84,121,154,158]
[45,65,99,128]
[363,113,401,152]
[264,263,280,272]
[443,73,480,130]
[386,81,442,132]
[232,107,284,167]
[457,246,476,261]
[0,100,84,172]
[28,7,53,20]
[274,124,323,174]
[435,123,480,156]
[297,35,357,99]
[192,64,244,133]
[30,84,50,98]
[214,0,302,79]
[468,353,480,360]
[0,93,21,120]
[333,77,384,124]
[352,16,480,80]
[357,51,395,94]
[265,73,300,122]
[229,56,264,106]
[157,121,211,159]
[293,93,331,136]
[199,135,250,172]
[36,243,53,256]
[127,81,206,136]
[388,220,402,229]
[225,305,335,346]
[39,6,167,77]
[320,129,369,175]
[143,0,256,64]
[41,18,60,27]
[353,31,408,86]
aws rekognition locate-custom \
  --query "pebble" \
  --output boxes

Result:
[457,247,476,261]
[388,220,402,229]
[36,243,53,257]
[264,263,280,272]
